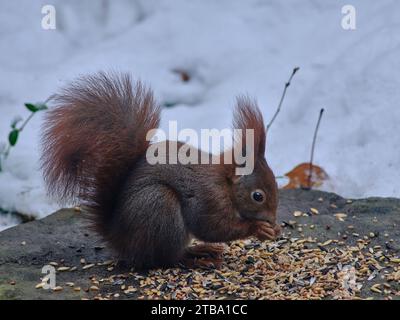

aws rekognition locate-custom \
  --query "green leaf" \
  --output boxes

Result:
[8,130,19,146]
[164,102,177,108]
[24,103,48,113]
[36,103,48,111]
[24,103,39,112]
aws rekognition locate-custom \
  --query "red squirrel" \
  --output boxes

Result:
[41,72,281,269]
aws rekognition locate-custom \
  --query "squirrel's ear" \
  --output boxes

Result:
[232,96,266,160]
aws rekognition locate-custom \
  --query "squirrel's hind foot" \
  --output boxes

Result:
[179,243,225,269]
[185,243,225,259]
[179,256,223,269]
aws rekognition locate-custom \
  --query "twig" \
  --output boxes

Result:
[0,100,49,172]
[2,112,35,160]
[307,108,325,188]
[266,67,300,133]
[18,112,35,132]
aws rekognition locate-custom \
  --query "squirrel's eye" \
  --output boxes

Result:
[251,189,265,204]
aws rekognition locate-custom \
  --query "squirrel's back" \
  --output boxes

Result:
[41,72,160,237]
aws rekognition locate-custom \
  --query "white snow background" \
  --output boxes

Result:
[0,0,399,230]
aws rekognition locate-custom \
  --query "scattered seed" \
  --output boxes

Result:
[334,213,347,221]
[82,264,95,270]
[38,223,400,300]
[320,240,333,246]
[293,211,302,217]
[57,267,71,272]
[124,286,137,294]
[99,260,113,266]
[370,284,382,294]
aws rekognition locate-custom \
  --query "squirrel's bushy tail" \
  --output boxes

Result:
[41,72,160,230]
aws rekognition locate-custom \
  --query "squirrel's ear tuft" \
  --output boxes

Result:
[232,96,266,159]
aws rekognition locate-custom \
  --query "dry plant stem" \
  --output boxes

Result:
[1,112,35,164]
[18,112,35,133]
[307,108,325,188]
[266,67,300,134]
[0,98,50,171]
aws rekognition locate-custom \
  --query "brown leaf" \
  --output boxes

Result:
[283,163,328,189]
[172,68,190,82]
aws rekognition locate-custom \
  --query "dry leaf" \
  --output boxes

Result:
[283,163,328,189]
[172,68,191,82]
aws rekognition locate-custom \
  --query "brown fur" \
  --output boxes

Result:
[41,72,160,237]
[41,72,280,270]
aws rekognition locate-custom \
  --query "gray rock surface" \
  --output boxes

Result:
[0,189,399,300]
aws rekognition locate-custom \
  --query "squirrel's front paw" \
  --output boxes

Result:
[253,221,279,241]
[273,223,282,238]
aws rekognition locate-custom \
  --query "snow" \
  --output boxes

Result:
[0,0,399,230]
